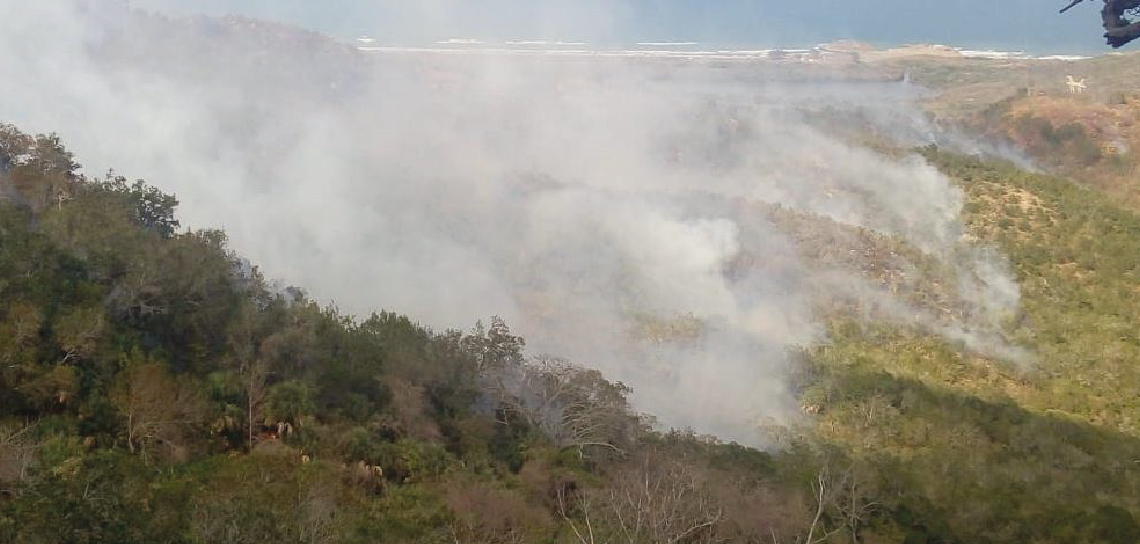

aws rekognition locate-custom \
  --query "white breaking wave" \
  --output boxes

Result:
[436,38,483,45]
[358,46,792,62]
[1037,54,1093,61]
[506,40,589,46]
[956,49,1090,61]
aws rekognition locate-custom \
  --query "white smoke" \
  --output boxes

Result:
[0,2,1027,445]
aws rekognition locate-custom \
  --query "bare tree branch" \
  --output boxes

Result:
[1060,0,1087,14]
[0,420,41,493]
[113,362,207,461]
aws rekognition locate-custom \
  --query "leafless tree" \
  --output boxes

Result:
[794,462,882,544]
[380,375,443,441]
[0,420,40,495]
[445,478,553,544]
[521,357,637,456]
[5,302,42,346]
[227,303,271,450]
[561,455,728,544]
[485,356,640,459]
[113,362,207,460]
[557,483,600,544]
[55,307,104,364]
[294,475,344,544]
[245,359,269,450]
[835,468,881,544]
[802,466,844,544]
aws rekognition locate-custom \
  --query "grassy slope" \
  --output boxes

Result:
[890,52,1140,210]
[799,148,1140,542]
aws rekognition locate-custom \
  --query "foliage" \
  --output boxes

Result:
[789,148,1140,544]
[4,124,1140,543]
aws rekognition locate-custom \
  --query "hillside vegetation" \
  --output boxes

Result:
[969,92,1140,208]
[898,52,1140,210]
[3,125,1140,543]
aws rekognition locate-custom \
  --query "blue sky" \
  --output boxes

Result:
[132,0,1108,52]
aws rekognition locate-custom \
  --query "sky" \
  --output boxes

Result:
[130,0,1107,52]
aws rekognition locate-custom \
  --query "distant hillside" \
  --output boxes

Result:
[971,92,1140,207]
[897,52,1140,209]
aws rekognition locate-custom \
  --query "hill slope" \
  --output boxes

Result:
[4,122,1140,542]
[898,52,1140,209]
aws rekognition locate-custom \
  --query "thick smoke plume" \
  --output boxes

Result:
[0,2,1026,445]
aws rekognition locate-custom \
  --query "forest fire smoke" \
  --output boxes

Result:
[0,2,1026,445]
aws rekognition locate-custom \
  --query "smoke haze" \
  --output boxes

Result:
[0,2,1026,445]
